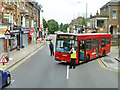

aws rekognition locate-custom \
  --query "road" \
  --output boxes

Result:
[5,35,118,88]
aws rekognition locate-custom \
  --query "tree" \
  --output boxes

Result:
[47,19,58,34]
[63,24,69,30]
[43,18,48,31]
[81,17,87,26]
[59,23,64,31]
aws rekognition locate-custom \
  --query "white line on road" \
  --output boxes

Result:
[67,65,69,80]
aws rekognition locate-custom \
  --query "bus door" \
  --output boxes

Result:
[79,40,85,61]
[96,39,101,57]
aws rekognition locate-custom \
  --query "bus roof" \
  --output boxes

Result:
[57,33,111,36]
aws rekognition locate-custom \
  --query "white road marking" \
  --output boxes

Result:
[66,65,69,79]
[11,80,15,84]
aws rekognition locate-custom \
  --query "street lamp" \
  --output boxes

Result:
[77,1,88,19]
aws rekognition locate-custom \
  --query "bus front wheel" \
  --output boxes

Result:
[86,55,90,63]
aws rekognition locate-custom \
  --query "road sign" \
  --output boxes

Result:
[5,35,11,39]
[5,30,11,35]
[0,7,5,12]
[0,55,8,63]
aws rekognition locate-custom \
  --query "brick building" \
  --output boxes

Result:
[100,0,120,35]
[69,17,83,27]
[89,12,109,33]
[0,0,42,54]
[90,0,120,34]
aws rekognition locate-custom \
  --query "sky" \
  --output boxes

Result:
[35,0,110,24]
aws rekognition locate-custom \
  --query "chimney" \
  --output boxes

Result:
[96,10,99,15]
[90,13,92,18]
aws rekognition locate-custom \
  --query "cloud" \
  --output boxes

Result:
[36,0,110,24]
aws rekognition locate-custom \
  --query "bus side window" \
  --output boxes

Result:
[86,39,91,51]
[92,38,95,50]
[106,37,109,44]
[102,38,106,47]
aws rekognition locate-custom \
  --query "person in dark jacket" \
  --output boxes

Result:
[49,40,54,56]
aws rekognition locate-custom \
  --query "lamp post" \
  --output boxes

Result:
[77,1,87,19]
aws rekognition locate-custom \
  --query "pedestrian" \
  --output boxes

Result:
[49,40,54,56]
[69,47,76,69]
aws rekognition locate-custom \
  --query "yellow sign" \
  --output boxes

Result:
[0,28,7,35]
[59,36,74,39]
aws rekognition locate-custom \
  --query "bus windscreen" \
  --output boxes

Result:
[56,35,75,53]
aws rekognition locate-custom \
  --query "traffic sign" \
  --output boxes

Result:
[4,30,11,35]
[5,35,11,39]
[0,7,5,12]
[0,55,8,63]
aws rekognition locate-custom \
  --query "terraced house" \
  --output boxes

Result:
[0,0,42,55]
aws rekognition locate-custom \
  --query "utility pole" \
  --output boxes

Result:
[86,2,87,19]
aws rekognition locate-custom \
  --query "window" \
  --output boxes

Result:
[6,0,7,4]
[17,1,19,7]
[106,37,109,44]
[113,11,117,19]
[102,38,106,47]
[74,41,78,52]
[92,38,95,49]
[56,39,74,53]
[21,16,23,26]
[86,39,91,51]
[9,0,10,4]
[97,20,104,27]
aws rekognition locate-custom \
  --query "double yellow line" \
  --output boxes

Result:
[97,59,120,72]
[8,46,43,72]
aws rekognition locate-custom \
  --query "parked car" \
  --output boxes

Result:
[45,36,52,41]
[0,70,11,88]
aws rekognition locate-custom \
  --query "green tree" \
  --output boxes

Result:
[81,17,87,26]
[43,18,48,31]
[47,19,58,34]
[63,24,69,30]
[59,23,64,31]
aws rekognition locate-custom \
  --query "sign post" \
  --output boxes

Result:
[4,29,11,62]
[0,55,8,67]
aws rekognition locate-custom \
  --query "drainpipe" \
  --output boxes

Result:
[108,4,110,33]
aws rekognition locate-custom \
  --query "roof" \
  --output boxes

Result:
[100,0,120,10]
[90,15,109,19]
[57,33,111,36]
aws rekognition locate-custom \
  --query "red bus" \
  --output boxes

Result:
[55,33,111,64]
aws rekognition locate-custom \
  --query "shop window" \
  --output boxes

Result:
[86,39,91,51]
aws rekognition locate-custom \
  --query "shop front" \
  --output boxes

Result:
[0,25,8,53]
[21,28,29,47]
[10,30,20,50]
[28,29,34,44]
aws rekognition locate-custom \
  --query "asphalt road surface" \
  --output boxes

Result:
[5,36,118,88]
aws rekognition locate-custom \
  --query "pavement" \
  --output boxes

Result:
[100,46,120,71]
[0,41,43,71]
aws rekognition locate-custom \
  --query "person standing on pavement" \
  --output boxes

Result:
[69,47,77,69]
[49,40,54,56]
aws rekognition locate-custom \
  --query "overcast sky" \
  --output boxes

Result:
[36,0,110,24]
